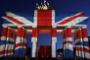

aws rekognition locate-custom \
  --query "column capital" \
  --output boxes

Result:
[52,37,57,42]
[31,37,37,43]
[2,24,8,28]
[82,25,87,28]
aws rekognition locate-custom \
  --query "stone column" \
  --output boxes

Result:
[63,27,73,58]
[51,28,57,58]
[31,28,38,58]
[81,25,90,59]
[15,26,26,57]
[0,25,8,57]
[5,27,14,56]
[74,28,84,58]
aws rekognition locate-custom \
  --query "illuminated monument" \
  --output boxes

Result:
[1,0,90,59]
[32,0,57,58]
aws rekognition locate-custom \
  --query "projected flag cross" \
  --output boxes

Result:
[0,0,90,59]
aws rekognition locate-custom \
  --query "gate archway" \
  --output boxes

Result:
[0,24,90,59]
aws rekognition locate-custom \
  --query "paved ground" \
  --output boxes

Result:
[0,57,89,60]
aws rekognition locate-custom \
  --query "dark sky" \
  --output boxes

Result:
[0,0,90,49]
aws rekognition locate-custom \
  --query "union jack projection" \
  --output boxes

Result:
[0,0,90,59]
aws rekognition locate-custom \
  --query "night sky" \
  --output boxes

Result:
[0,0,90,49]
